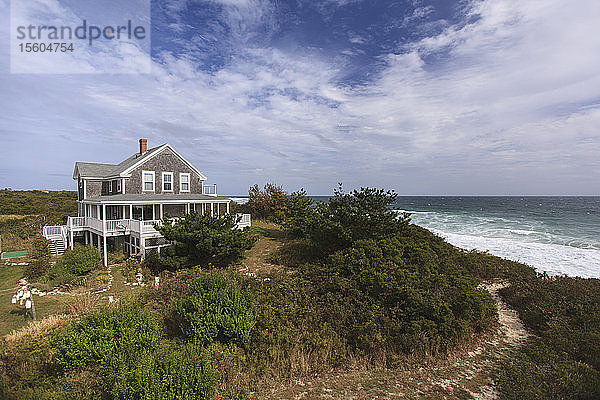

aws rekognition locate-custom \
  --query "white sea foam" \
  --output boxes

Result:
[229,197,249,204]
[395,209,434,215]
[430,229,600,279]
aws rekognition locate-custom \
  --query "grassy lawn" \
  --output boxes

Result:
[0,259,147,337]
[0,263,71,336]
[0,264,27,336]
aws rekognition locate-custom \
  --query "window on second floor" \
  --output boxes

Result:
[116,180,122,193]
[143,171,155,192]
[180,173,190,192]
[162,172,173,192]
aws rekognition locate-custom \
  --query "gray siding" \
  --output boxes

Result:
[86,180,102,198]
[126,147,204,195]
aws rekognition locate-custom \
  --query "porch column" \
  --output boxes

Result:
[130,204,133,220]
[102,204,107,267]
[85,231,89,245]
[160,204,163,219]
[186,203,190,214]
[69,224,74,250]
[96,233,100,252]
[226,201,230,214]
[210,203,214,217]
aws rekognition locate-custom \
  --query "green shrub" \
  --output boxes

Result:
[113,344,218,400]
[0,323,63,399]
[142,252,182,275]
[499,342,600,399]
[175,271,256,347]
[49,245,101,279]
[285,185,410,256]
[51,301,162,374]
[121,254,142,282]
[156,213,257,268]
[299,238,496,356]
[24,237,52,280]
[3,301,222,400]
[244,272,348,378]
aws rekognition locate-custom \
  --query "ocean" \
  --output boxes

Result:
[231,195,600,278]
[392,196,600,279]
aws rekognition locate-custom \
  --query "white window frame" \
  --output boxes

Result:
[180,173,190,193]
[142,170,155,192]
[162,172,173,192]
[116,179,122,193]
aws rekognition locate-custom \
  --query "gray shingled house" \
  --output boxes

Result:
[43,139,250,266]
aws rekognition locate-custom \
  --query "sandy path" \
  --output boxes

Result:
[263,281,530,399]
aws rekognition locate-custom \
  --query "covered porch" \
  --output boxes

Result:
[74,194,237,266]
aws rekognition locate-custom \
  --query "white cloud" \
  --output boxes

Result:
[0,0,599,194]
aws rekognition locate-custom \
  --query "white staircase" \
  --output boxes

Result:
[43,226,68,255]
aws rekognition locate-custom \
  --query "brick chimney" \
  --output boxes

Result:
[139,138,148,154]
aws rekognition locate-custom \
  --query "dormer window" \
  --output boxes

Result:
[116,180,122,193]
[162,172,173,192]
[180,173,190,192]
[142,170,155,192]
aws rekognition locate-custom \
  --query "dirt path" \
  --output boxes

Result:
[239,221,287,275]
[263,281,530,400]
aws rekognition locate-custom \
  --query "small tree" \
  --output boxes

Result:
[156,213,257,268]
[245,183,288,221]
[281,188,314,238]
[306,184,410,254]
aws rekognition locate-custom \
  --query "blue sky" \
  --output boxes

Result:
[0,0,599,195]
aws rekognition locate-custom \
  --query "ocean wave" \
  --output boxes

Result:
[429,229,600,279]
[394,209,434,215]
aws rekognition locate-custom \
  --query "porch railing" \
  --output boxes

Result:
[62,213,251,235]
[68,216,86,228]
[235,214,251,229]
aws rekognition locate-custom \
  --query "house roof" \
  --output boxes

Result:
[73,144,207,180]
[73,162,118,179]
[84,193,231,204]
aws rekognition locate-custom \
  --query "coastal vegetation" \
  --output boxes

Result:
[0,190,76,254]
[0,188,599,399]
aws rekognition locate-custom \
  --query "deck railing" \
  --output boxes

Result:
[203,184,217,196]
[142,220,161,234]
[43,225,67,238]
